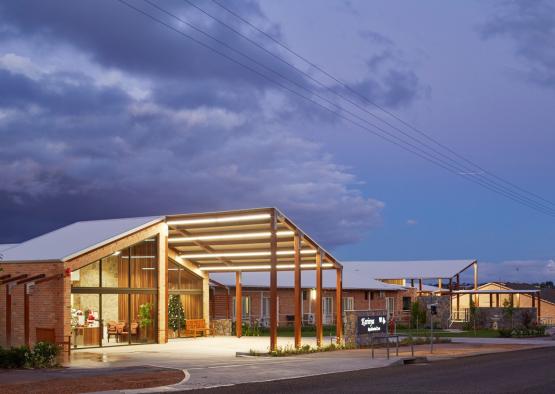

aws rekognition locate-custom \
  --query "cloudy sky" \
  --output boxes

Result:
[1,0,554,282]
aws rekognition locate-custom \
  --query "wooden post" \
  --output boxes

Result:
[315,250,323,347]
[269,212,278,351]
[496,293,500,307]
[537,292,541,322]
[335,267,343,344]
[418,279,423,292]
[456,274,460,290]
[293,231,302,349]
[24,285,30,346]
[449,278,453,294]
[532,293,535,308]
[473,261,478,290]
[411,279,414,288]
[235,271,242,337]
[456,293,460,314]
[489,293,493,307]
[6,285,11,347]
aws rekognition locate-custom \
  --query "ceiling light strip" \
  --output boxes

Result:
[198,262,334,271]
[181,249,316,259]
[167,213,271,226]
[168,230,293,243]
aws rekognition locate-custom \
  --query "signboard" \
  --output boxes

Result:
[357,314,387,335]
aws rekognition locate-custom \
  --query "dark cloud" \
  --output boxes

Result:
[0,1,435,247]
[480,0,555,88]
[351,29,425,108]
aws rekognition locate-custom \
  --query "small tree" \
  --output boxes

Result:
[411,301,426,330]
[138,303,153,341]
[502,298,515,330]
[168,294,185,334]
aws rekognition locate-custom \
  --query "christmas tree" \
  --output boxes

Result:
[168,294,185,333]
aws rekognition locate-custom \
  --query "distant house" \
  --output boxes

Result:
[478,282,555,325]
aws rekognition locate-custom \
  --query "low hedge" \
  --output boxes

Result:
[498,326,546,338]
[0,342,60,369]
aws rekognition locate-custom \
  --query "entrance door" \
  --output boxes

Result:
[323,297,333,325]
[386,297,395,319]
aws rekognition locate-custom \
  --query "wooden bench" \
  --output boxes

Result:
[36,327,71,354]
[185,319,213,338]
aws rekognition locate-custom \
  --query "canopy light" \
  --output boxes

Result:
[167,213,271,226]
[122,256,156,259]
[198,262,334,271]
[169,230,293,243]
[181,249,316,259]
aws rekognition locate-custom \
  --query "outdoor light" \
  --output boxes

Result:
[310,288,317,300]
[112,251,121,256]
[167,213,271,226]
[168,230,293,243]
[180,249,316,259]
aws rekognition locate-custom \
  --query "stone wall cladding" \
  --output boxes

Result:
[212,319,232,335]
[474,307,537,330]
[417,296,451,329]
[344,310,389,348]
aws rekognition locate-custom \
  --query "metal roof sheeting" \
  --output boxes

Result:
[0,244,18,252]
[210,271,406,291]
[1,216,163,263]
[344,260,475,280]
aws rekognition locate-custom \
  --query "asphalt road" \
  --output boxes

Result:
[184,347,555,393]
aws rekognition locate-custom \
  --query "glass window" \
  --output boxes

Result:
[71,294,100,348]
[168,260,203,290]
[232,296,250,320]
[130,239,157,288]
[71,261,100,288]
[403,297,412,311]
[168,261,181,290]
[101,249,129,288]
[131,294,156,344]
[102,294,129,346]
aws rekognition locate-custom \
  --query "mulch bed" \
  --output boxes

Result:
[0,367,184,393]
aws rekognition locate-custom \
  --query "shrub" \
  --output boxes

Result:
[0,342,60,369]
[29,342,60,368]
[0,345,30,368]
[498,328,513,338]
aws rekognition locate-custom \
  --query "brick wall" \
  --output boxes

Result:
[210,286,417,326]
[0,262,66,347]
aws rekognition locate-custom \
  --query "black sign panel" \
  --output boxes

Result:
[357,315,387,335]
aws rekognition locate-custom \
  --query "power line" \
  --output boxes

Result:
[115,0,555,218]
[209,0,555,210]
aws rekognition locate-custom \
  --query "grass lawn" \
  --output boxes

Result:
[254,326,337,337]
[396,328,501,338]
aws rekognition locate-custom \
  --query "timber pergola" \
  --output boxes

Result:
[165,207,343,350]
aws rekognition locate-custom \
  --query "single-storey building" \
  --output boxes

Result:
[452,282,555,325]
[210,259,478,328]
[209,274,412,326]
[0,208,342,350]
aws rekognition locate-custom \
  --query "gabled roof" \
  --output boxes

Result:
[344,260,476,280]
[0,216,163,263]
[210,271,406,291]
[481,282,555,305]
